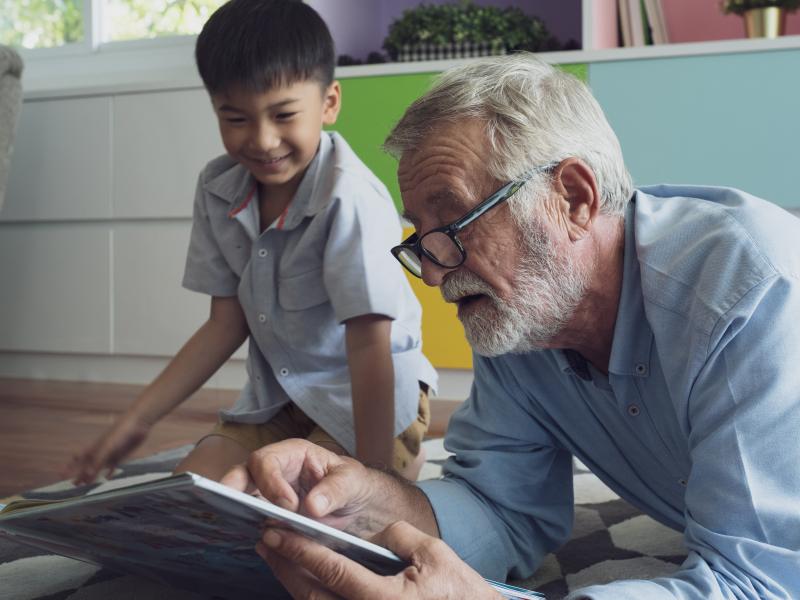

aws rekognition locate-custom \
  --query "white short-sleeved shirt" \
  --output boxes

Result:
[183,131,437,454]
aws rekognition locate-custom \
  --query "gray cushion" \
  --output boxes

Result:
[0,44,23,211]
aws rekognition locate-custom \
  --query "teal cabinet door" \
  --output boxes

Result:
[589,50,800,208]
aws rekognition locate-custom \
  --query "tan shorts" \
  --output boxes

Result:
[206,387,430,472]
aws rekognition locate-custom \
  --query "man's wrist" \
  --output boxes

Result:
[343,466,402,535]
[353,466,436,536]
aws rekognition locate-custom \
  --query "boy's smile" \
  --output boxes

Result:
[246,152,292,175]
[212,79,341,198]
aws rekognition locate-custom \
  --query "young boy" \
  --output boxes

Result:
[68,0,436,484]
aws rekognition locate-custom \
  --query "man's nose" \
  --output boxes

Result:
[420,256,450,287]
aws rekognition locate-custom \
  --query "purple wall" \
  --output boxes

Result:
[307,0,582,61]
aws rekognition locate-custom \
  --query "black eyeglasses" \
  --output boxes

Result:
[391,163,556,278]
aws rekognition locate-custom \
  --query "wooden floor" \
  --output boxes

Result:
[0,378,459,498]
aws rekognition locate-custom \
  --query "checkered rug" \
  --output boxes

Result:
[0,440,686,599]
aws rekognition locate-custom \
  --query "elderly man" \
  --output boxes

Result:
[223,53,800,599]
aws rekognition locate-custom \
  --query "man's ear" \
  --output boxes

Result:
[552,158,600,242]
[322,81,342,126]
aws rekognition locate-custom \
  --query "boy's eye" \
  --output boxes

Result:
[275,112,297,120]
[224,117,247,124]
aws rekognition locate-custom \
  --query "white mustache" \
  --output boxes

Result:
[440,270,495,303]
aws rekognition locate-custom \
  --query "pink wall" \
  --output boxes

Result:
[592,0,619,49]
[661,0,800,43]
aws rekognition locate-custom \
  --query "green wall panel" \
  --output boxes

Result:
[559,62,588,82]
[588,49,800,207]
[332,73,436,210]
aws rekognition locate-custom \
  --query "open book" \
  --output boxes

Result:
[0,472,543,599]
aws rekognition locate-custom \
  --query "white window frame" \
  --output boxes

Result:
[16,0,209,97]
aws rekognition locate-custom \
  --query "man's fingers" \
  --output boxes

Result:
[373,521,462,582]
[261,528,388,598]
[372,520,436,558]
[373,522,497,599]
[245,452,302,510]
[248,439,315,485]
[295,459,371,521]
[246,439,348,513]
[257,540,343,600]
[220,463,258,495]
[301,467,350,518]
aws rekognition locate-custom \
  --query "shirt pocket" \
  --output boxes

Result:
[278,267,329,311]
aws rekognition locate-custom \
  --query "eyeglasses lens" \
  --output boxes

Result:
[421,231,462,268]
[396,248,422,277]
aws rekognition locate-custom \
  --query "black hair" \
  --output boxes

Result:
[195,0,335,94]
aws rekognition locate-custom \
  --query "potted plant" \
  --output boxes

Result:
[383,1,555,63]
[720,0,800,37]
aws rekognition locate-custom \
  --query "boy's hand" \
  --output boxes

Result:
[66,415,151,485]
[257,520,502,600]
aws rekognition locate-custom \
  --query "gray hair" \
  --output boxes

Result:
[383,53,633,217]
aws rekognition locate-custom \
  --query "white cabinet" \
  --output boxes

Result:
[0,224,111,353]
[113,221,200,356]
[113,90,222,219]
[0,88,243,374]
[3,97,113,222]
[112,220,247,359]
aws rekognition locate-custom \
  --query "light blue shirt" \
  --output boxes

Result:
[183,132,437,454]
[419,185,800,599]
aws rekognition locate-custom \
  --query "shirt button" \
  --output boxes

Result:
[678,478,688,487]
[258,248,268,258]
[634,363,647,375]
[627,404,640,417]
[279,367,289,377]
[258,313,266,323]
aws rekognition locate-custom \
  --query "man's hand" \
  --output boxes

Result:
[256,520,502,600]
[221,438,395,535]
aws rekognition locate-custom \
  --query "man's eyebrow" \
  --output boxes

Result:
[402,188,464,225]
[414,188,462,212]
[400,209,414,221]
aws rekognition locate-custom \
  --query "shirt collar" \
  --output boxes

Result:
[204,158,252,208]
[607,191,654,377]
[554,192,653,380]
[278,131,329,231]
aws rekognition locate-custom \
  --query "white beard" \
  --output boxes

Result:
[441,219,589,357]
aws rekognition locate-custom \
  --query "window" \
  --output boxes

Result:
[103,0,224,43]
[1,0,85,49]
[0,0,225,50]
